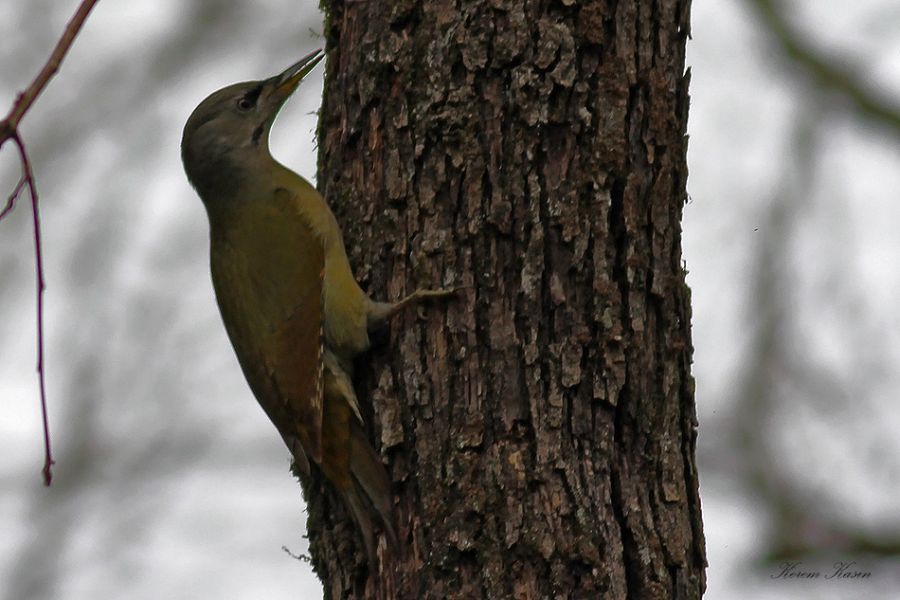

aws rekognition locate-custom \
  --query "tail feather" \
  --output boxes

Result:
[343,484,377,565]
[350,421,399,550]
[320,360,398,562]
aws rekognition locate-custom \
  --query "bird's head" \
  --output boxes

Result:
[181,49,324,199]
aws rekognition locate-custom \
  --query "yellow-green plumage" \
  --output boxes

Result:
[181,50,451,564]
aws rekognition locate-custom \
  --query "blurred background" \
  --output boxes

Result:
[1,1,898,598]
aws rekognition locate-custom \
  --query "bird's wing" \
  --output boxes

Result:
[264,187,326,466]
[323,349,363,423]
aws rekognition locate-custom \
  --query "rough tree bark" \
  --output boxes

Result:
[308,0,705,598]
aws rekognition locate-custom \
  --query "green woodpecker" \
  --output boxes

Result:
[181,49,450,562]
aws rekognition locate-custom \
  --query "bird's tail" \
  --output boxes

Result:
[343,421,398,562]
[320,357,398,564]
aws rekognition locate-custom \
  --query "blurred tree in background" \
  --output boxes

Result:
[1,1,899,599]
[689,0,900,597]
[724,0,900,548]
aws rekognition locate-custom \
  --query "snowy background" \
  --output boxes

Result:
[2,1,899,598]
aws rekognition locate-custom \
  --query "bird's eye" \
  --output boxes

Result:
[236,97,255,111]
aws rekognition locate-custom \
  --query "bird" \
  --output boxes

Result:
[180,48,453,563]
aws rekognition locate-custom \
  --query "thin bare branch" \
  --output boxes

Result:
[0,0,99,486]
[0,0,101,147]
[8,133,53,486]
[0,175,27,221]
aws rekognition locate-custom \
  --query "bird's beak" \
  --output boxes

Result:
[268,48,325,104]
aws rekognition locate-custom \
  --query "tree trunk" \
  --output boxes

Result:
[309,0,705,598]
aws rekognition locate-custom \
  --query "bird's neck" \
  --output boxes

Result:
[189,149,283,216]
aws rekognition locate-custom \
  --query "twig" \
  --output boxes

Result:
[281,546,312,563]
[1,0,102,485]
[0,0,101,147]
[7,134,53,486]
[1,175,27,221]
